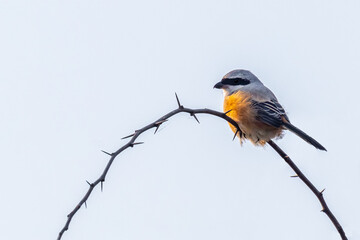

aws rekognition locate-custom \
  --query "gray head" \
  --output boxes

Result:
[214,69,262,95]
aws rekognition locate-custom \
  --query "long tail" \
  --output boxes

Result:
[282,121,327,151]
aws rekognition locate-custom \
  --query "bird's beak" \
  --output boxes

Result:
[213,82,224,89]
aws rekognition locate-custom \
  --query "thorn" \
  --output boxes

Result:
[101,181,104,192]
[84,201,87,208]
[130,142,144,147]
[224,109,232,115]
[154,119,168,134]
[101,150,112,156]
[233,129,239,141]
[86,180,91,186]
[191,113,200,124]
[291,175,299,178]
[193,114,200,124]
[121,133,135,140]
[175,92,183,108]
[320,188,326,194]
[154,126,160,134]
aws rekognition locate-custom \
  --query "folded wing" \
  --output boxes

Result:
[251,99,326,151]
[251,99,289,128]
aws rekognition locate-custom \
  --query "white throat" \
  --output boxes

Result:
[222,85,246,96]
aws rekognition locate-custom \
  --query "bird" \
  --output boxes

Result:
[214,69,326,151]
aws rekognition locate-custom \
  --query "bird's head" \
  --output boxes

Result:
[214,69,260,95]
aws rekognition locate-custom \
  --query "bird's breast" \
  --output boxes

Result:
[223,91,255,128]
[223,91,282,145]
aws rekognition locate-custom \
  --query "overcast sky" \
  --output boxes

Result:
[1,1,359,239]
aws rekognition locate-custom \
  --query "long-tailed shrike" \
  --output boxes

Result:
[214,69,326,151]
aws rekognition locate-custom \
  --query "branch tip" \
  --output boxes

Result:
[290,175,299,178]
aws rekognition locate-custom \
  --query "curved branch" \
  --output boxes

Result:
[57,94,242,240]
[267,140,347,240]
[57,94,347,240]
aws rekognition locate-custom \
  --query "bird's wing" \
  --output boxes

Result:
[251,99,289,128]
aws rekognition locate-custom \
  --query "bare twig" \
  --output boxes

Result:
[57,94,242,240]
[57,94,347,240]
[267,140,347,240]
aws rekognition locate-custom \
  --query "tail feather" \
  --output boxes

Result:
[282,121,327,151]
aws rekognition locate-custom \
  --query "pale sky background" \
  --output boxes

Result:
[0,1,359,239]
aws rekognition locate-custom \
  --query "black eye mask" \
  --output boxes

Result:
[221,78,250,86]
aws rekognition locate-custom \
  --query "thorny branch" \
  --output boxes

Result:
[57,94,242,240]
[267,140,347,240]
[58,93,347,240]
